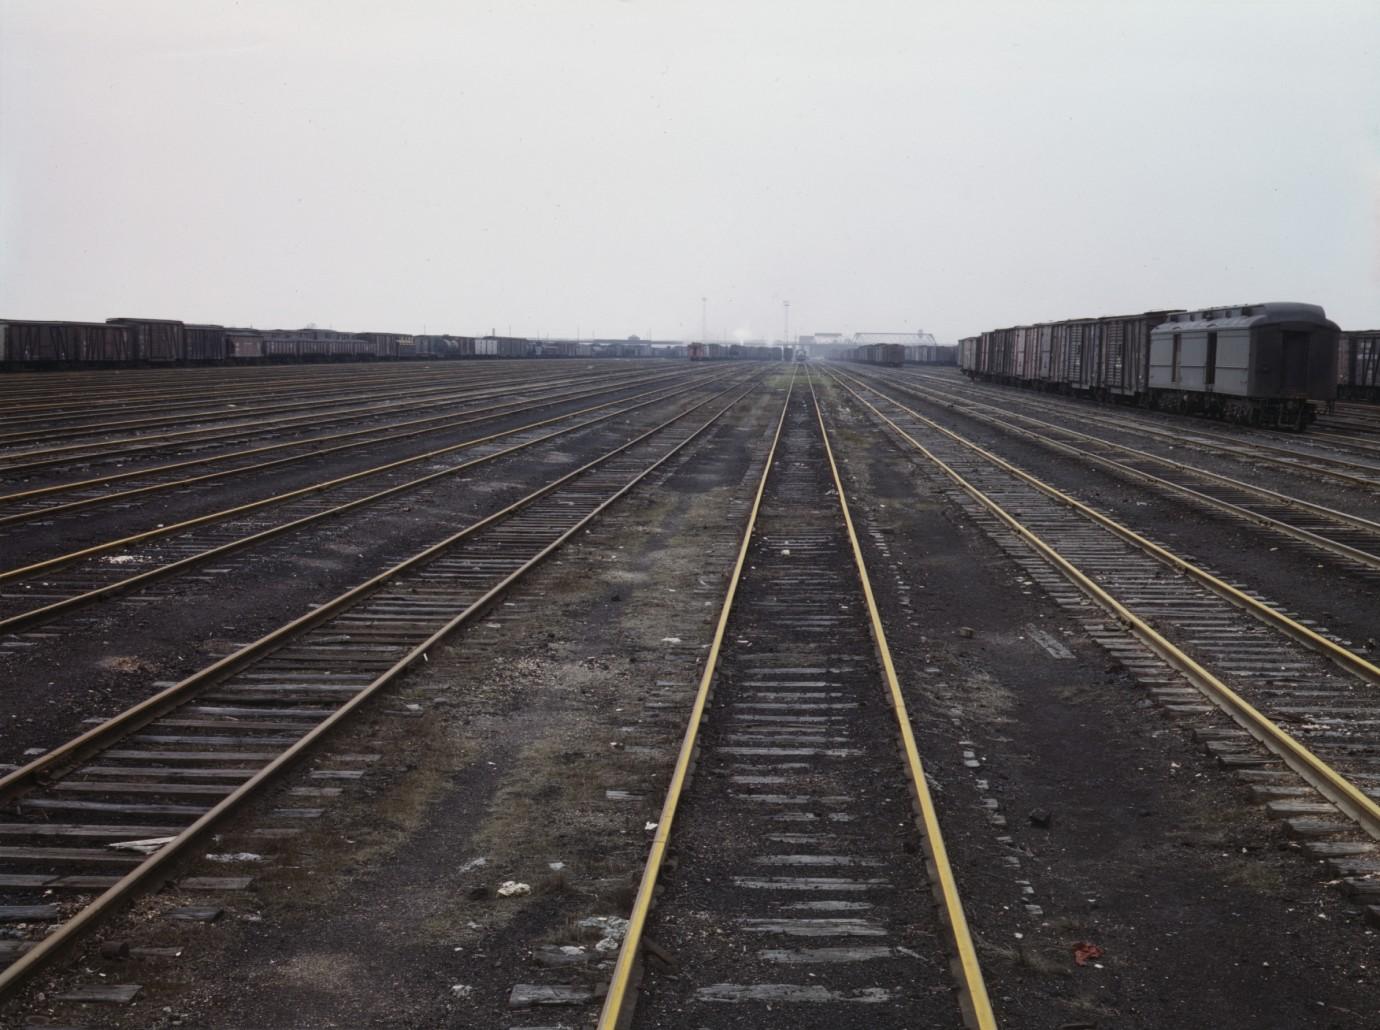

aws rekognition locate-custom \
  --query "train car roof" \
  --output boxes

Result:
[0,318,126,328]
[1154,302,1335,333]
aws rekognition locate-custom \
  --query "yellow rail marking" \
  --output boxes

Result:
[807,369,997,1029]
[894,374,1380,538]
[824,368,1380,839]
[0,377,762,1000]
[832,367,1380,687]
[598,368,795,1029]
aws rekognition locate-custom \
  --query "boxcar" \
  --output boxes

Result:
[359,332,403,358]
[184,324,227,362]
[1,319,133,365]
[106,317,183,362]
[1338,330,1380,400]
[876,343,905,367]
[226,329,264,360]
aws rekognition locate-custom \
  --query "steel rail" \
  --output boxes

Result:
[0,366,673,471]
[820,369,1380,842]
[857,371,1380,570]
[830,367,1380,688]
[0,365,539,421]
[807,369,996,1030]
[902,369,1380,488]
[0,370,547,444]
[0,377,763,1002]
[0,367,695,525]
[0,369,732,585]
[598,368,795,1030]
[0,371,747,633]
[0,364,550,430]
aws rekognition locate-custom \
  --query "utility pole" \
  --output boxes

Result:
[783,300,790,361]
[701,297,707,343]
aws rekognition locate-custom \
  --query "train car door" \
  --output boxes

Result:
[1281,329,1309,395]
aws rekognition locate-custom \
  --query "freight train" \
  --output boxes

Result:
[0,317,687,368]
[959,303,1341,430]
[687,343,786,361]
[839,343,958,367]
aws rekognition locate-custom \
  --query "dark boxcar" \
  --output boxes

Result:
[359,332,401,358]
[1,319,132,364]
[1339,330,1380,399]
[1054,319,1096,389]
[226,329,264,360]
[184,324,227,362]
[877,343,905,367]
[107,317,184,362]
[1096,311,1182,397]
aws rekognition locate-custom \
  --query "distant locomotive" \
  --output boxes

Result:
[960,302,1340,430]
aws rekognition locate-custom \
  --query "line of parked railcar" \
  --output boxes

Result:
[837,342,958,367]
[0,317,692,369]
[959,302,1341,430]
[907,343,958,365]
[687,342,788,361]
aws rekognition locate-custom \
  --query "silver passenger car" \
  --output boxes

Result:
[1148,303,1338,428]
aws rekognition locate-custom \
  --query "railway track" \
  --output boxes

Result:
[600,370,993,1029]
[1318,402,1380,437]
[901,369,1380,489]
[0,365,680,473]
[0,367,547,444]
[0,369,749,636]
[0,361,563,421]
[0,366,699,527]
[0,371,763,1001]
[821,368,1380,902]
[839,367,1380,576]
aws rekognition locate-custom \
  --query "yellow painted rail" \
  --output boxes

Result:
[808,369,997,1029]
[829,366,1380,689]
[598,368,795,1028]
[599,367,997,1029]
[0,376,763,1001]
[823,367,1380,841]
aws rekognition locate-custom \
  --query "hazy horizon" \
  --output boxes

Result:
[3,0,1378,343]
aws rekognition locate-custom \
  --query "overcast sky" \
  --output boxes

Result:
[2,1,1378,342]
